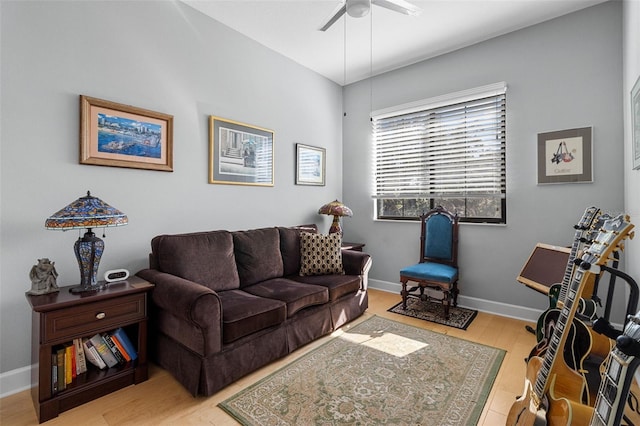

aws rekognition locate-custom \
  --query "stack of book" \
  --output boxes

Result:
[51,327,137,394]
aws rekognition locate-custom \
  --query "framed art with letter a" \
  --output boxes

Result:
[537,127,593,184]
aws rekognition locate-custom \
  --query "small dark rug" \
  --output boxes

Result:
[388,297,478,330]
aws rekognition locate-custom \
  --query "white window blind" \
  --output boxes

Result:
[372,83,506,201]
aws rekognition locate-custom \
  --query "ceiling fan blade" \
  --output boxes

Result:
[372,0,422,16]
[318,1,347,31]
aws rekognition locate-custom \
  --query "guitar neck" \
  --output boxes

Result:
[591,320,640,425]
[534,266,589,399]
[558,207,601,302]
[557,230,587,302]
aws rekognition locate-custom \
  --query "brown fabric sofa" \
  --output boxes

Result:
[136,225,371,397]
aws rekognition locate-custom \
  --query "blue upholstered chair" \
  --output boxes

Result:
[400,206,459,319]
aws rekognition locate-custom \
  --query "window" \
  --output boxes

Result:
[372,83,507,224]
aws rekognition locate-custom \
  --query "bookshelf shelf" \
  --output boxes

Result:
[26,276,153,423]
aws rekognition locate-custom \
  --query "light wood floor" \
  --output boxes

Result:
[0,289,536,425]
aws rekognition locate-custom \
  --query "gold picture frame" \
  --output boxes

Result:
[209,116,274,186]
[80,95,173,172]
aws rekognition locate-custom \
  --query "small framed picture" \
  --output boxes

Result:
[537,127,593,184]
[631,75,640,170]
[209,116,274,186]
[296,143,325,186]
[80,95,173,172]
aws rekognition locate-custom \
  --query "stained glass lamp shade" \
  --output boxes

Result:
[45,191,128,293]
[318,200,353,235]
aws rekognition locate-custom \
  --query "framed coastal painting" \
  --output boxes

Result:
[632,75,640,170]
[80,95,173,172]
[296,143,325,186]
[209,116,274,186]
[537,127,593,184]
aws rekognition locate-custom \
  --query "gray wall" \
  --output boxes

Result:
[0,0,342,383]
[623,1,640,305]
[342,1,625,317]
[0,0,635,398]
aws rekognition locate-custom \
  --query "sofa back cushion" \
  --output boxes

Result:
[151,230,240,291]
[233,227,284,287]
[278,225,318,276]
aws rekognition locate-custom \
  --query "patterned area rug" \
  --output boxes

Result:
[388,298,478,330]
[219,315,504,426]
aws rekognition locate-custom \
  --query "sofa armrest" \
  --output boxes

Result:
[136,269,222,331]
[342,251,372,290]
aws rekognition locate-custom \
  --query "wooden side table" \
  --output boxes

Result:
[26,276,153,423]
[342,242,365,252]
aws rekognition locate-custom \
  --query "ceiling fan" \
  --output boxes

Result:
[318,0,422,31]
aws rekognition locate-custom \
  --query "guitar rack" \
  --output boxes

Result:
[591,258,640,343]
[577,251,639,324]
[601,264,639,322]
[617,334,640,357]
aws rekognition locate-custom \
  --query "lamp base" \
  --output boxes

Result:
[68,282,106,294]
[329,215,343,235]
[74,229,105,292]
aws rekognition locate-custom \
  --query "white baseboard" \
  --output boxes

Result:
[0,282,543,399]
[0,365,33,399]
[369,279,542,323]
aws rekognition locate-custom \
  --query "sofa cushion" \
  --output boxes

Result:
[290,274,361,301]
[152,231,240,291]
[278,225,317,276]
[244,278,329,317]
[233,228,284,287]
[299,232,344,276]
[217,290,287,343]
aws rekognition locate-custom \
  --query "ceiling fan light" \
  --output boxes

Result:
[346,0,370,18]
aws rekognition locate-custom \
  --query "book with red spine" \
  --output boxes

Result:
[109,333,131,362]
[102,333,126,365]
[111,328,137,361]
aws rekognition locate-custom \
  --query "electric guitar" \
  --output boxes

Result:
[507,214,635,425]
[532,206,600,343]
[529,211,615,377]
[554,207,602,316]
[590,311,640,425]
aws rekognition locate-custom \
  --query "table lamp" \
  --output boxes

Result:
[45,191,128,293]
[318,199,353,235]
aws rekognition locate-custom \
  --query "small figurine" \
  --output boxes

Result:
[28,258,59,295]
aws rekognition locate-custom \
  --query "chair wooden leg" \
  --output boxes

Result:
[443,291,451,320]
[401,280,408,309]
[452,283,459,307]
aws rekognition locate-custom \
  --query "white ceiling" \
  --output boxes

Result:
[182,0,608,85]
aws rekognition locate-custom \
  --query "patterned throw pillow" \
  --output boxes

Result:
[299,232,345,276]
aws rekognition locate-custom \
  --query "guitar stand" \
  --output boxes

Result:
[616,334,640,358]
[600,262,639,321]
[585,255,638,339]
[593,317,623,340]
[593,317,640,357]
